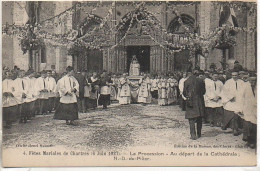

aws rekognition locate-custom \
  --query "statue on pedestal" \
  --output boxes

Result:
[129,55,140,76]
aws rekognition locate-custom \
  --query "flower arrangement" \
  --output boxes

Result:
[214,27,237,49]
[19,29,44,54]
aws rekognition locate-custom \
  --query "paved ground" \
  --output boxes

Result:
[3,103,255,151]
[2,102,256,166]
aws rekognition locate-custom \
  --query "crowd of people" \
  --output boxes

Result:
[180,63,257,149]
[2,62,257,149]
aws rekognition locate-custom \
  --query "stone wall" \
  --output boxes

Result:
[2,1,256,73]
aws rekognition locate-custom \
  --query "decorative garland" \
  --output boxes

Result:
[2,1,257,56]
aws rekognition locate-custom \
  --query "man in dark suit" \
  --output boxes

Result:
[183,70,206,140]
[74,71,87,113]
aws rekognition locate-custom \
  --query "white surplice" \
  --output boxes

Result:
[220,78,245,113]
[35,77,49,99]
[242,83,257,124]
[3,79,18,107]
[178,77,187,99]
[204,79,223,108]
[23,76,37,103]
[13,77,27,104]
[46,76,57,98]
[57,75,79,104]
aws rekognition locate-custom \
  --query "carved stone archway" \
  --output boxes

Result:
[168,14,195,71]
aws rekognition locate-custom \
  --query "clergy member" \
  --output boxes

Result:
[220,69,245,136]
[98,70,112,109]
[13,70,27,123]
[23,70,37,119]
[138,74,151,105]
[178,72,188,111]
[3,71,18,128]
[158,75,168,106]
[46,70,57,113]
[118,73,131,105]
[35,70,49,115]
[204,72,224,127]
[240,76,257,149]
[54,66,79,125]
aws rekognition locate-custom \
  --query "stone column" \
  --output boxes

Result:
[199,2,211,70]
[246,11,256,70]
[54,2,73,73]
[12,2,29,70]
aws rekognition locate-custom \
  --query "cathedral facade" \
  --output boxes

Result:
[2,1,257,73]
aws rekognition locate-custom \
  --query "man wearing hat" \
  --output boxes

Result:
[183,69,206,140]
[35,70,49,115]
[220,68,245,135]
[234,60,243,72]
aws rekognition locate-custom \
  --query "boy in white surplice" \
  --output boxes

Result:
[54,66,79,125]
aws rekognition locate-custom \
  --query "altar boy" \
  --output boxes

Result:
[54,66,79,125]
[3,71,18,128]
[35,70,49,115]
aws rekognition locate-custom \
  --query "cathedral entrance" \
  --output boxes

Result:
[127,46,150,74]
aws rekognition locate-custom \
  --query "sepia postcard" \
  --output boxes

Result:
[1,0,257,167]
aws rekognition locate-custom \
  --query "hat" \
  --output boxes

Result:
[231,68,240,73]
[239,71,245,75]
[41,70,47,74]
[66,66,74,72]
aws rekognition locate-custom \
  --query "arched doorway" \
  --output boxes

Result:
[116,9,161,73]
[168,14,195,72]
[72,14,107,73]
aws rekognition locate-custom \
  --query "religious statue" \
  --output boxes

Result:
[129,55,140,76]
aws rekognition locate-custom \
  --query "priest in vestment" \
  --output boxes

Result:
[54,66,79,125]
[158,76,169,106]
[137,75,151,105]
[129,55,140,76]
[118,73,131,105]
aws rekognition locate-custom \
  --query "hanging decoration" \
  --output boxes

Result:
[2,1,257,56]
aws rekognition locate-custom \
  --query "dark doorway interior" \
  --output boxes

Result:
[73,49,103,73]
[174,49,190,72]
[87,49,103,73]
[127,46,150,73]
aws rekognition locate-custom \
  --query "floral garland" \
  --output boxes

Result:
[2,1,257,56]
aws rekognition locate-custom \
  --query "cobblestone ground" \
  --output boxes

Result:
[3,102,256,159]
